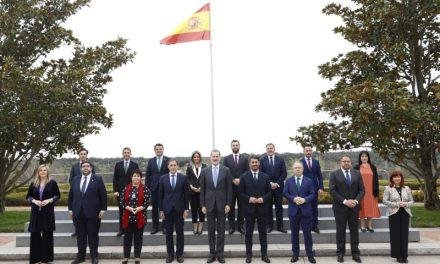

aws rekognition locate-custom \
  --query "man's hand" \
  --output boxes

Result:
[270,182,278,190]
[249,197,257,204]
[257,197,264,204]
[160,211,165,220]
[344,200,356,208]
[183,210,189,219]
[318,189,324,195]
[202,206,207,215]
[68,211,73,220]
[113,192,119,197]
[225,205,230,214]
[233,178,240,186]
[98,210,105,219]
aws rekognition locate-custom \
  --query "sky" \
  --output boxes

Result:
[63,0,354,158]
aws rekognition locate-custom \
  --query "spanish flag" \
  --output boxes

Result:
[160,3,210,45]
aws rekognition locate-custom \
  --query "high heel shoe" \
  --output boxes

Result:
[367,227,374,233]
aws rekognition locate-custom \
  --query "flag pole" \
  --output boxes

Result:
[208,0,216,149]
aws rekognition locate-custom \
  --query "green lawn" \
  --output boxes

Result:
[411,205,440,227]
[0,211,29,232]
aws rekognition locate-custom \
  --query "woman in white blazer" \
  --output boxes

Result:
[383,170,414,263]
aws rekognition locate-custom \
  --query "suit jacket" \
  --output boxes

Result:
[260,155,287,186]
[199,165,233,212]
[223,153,249,179]
[68,174,108,218]
[353,163,380,197]
[113,160,140,192]
[145,156,170,192]
[383,186,413,216]
[300,157,324,190]
[329,169,365,213]
[158,173,190,214]
[239,171,272,214]
[185,163,207,190]
[26,180,61,232]
[68,161,96,185]
[283,176,315,218]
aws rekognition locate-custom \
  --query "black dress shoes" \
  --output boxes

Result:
[261,256,271,263]
[116,229,124,237]
[290,256,299,263]
[228,228,235,234]
[307,256,316,263]
[91,258,99,264]
[397,258,408,263]
[245,256,252,263]
[207,256,216,263]
[238,228,245,234]
[218,256,226,263]
[166,255,174,263]
[71,258,85,264]
[150,228,159,235]
[122,261,128,264]
[277,227,287,233]
[352,255,362,263]
[267,227,273,233]
[176,256,184,263]
[312,227,320,234]
[337,255,344,263]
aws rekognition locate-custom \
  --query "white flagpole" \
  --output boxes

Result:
[208,0,216,149]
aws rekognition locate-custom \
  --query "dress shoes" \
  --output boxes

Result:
[307,256,316,263]
[267,227,273,233]
[337,255,344,263]
[71,232,77,237]
[312,227,320,234]
[397,258,408,263]
[228,228,235,234]
[238,228,245,234]
[290,256,299,263]
[277,227,287,233]
[261,256,271,263]
[135,261,141,264]
[218,256,226,263]
[352,255,362,263]
[122,260,128,264]
[116,230,124,237]
[245,256,252,263]
[165,256,174,263]
[206,256,216,263]
[150,228,159,235]
[71,258,85,264]
[176,256,184,263]
[91,258,99,264]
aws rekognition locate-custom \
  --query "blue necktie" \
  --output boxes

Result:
[171,175,176,190]
[345,170,351,187]
[213,167,218,188]
[269,156,274,167]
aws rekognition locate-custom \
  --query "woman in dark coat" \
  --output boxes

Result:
[26,164,60,264]
[120,169,151,264]
[185,150,207,235]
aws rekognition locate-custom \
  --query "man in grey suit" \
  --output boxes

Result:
[329,155,365,263]
[200,150,233,264]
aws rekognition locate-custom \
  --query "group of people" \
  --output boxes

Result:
[25,141,414,264]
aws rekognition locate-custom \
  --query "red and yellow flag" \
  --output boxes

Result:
[160,3,210,45]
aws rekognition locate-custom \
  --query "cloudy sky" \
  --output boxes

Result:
[63,0,353,158]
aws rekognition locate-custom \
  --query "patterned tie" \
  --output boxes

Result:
[171,175,176,190]
[296,177,301,189]
[81,176,88,196]
[157,157,162,170]
[307,157,312,170]
[345,170,351,187]
[213,167,218,188]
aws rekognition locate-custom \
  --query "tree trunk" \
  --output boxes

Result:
[423,174,440,210]
[0,197,5,213]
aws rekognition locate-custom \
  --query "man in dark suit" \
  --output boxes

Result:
[68,148,96,237]
[239,155,272,263]
[300,144,324,234]
[223,139,248,234]
[200,150,233,263]
[68,161,107,264]
[260,143,287,233]
[145,143,170,234]
[113,147,139,236]
[283,161,316,264]
[158,158,190,263]
[329,155,365,263]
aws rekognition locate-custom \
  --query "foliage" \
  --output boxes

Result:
[292,0,440,209]
[0,0,135,212]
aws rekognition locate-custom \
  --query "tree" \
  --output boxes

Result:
[0,0,135,212]
[292,0,440,209]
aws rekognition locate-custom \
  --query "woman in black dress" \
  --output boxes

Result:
[26,164,60,264]
[120,169,151,264]
[186,150,207,235]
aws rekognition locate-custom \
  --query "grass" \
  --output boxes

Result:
[0,211,29,232]
[411,205,440,227]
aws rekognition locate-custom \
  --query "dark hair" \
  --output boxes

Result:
[389,170,405,187]
[231,139,240,145]
[168,158,178,166]
[154,143,164,149]
[132,169,143,178]
[123,147,131,152]
[339,155,351,161]
[249,154,260,163]
[78,148,88,154]
[265,143,275,148]
[191,151,202,163]
[358,150,372,165]
[303,143,313,148]
[81,161,92,167]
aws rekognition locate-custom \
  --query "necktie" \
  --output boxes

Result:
[171,175,176,189]
[296,177,301,189]
[253,172,258,183]
[157,157,162,170]
[234,155,238,165]
[307,157,312,170]
[345,170,351,187]
[213,167,218,188]
[269,156,274,167]
[81,176,88,196]
[124,161,128,173]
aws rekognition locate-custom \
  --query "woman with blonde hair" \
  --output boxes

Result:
[26,164,60,264]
